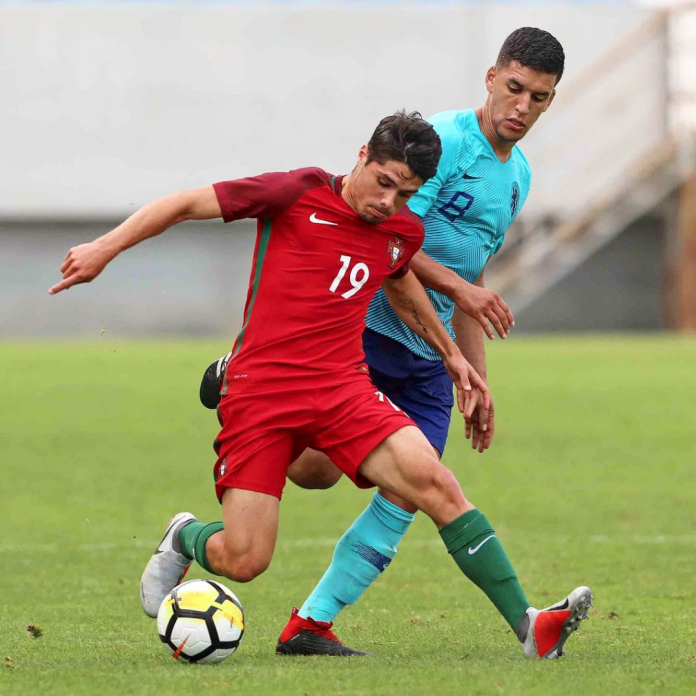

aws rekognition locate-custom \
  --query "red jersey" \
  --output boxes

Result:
[213,167,424,388]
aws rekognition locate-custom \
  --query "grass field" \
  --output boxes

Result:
[1,335,695,696]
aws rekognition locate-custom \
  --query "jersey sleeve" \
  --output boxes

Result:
[388,209,424,279]
[213,167,330,222]
[388,261,411,280]
[406,111,462,219]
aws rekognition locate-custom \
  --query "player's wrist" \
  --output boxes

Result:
[452,279,475,308]
[97,231,128,258]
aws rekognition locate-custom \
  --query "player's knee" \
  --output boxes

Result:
[420,463,467,509]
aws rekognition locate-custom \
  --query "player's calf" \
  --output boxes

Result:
[207,546,272,584]
[203,487,280,584]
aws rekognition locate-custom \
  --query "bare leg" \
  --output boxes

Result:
[287,449,343,490]
[359,426,474,527]
[377,443,439,514]
[205,488,280,583]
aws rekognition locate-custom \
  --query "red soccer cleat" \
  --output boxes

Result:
[276,608,372,656]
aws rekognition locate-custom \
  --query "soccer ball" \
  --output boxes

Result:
[157,579,245,664]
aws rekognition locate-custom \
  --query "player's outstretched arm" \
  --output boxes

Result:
[382,270,490,421]
[453,304,494,453]
[48,186,222,295]
[409,249,514,340]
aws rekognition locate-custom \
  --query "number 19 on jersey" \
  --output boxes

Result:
[329,255,370,299]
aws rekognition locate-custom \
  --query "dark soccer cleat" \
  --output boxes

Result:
[199,352,231,409]
[519,586,593,659]
[276,608,373,657]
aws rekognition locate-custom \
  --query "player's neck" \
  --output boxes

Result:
[341,171,359,214]
[475,106,514,162]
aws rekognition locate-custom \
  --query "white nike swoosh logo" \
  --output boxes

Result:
[310,213,338,226]
[468,534,496,555]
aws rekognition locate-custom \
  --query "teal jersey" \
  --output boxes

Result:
[365,108,532,360]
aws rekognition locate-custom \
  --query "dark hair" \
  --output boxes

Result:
[497,27,565,85]
[366,110,442,182]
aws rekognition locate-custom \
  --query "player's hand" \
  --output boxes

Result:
[443,352,490,421]
[465,395,495,453]
[454,282,514,340]
[49,241,114,295]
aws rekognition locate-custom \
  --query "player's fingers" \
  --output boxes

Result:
[478,314,495,340]
[499,298,515,328]
[48,275,78,295]
[477,404,489,433]
[477,382,491,411]
[467,372,490,410]
[487,311,507,339]
[493,304,511,336]
[60,258,77,278]
[482,414,494,450]
[59,252,74,274]
[455,386,466,414]
[465,419,472,440]
[464,388,480,420]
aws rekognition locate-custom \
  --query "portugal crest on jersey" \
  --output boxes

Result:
[387,236,405,269]
[511,183,520,217]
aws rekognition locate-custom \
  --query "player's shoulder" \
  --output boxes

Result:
[286,167,334,189]
[392,205,425,243]
[427,109,471,151]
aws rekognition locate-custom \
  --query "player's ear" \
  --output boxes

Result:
[356,144,369,169]
[542,89,557,112]
[485,66,497,94]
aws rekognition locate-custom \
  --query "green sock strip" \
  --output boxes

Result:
[440,509,530,631]
[178,521,224,575]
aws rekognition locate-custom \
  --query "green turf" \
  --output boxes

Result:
[1,336,695,695]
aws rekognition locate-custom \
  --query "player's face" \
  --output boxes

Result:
[485,61,557,142]
[347,146,424,225]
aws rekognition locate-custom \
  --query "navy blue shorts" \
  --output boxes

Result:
[362,328,454,456]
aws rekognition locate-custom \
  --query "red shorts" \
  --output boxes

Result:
[213,370,415,501]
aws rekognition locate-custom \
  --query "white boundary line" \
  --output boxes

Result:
[2,534,695,554]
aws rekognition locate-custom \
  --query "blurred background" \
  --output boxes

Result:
[1,0,695,338]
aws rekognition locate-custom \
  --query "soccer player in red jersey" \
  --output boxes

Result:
[50,112,590,659]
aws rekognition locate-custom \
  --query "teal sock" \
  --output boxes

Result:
[178,521,224,575]
[440,509,530,631]
[299,492,415,622]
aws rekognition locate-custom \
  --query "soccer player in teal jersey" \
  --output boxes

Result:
[200,28,593,658]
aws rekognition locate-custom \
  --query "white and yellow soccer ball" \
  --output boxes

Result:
[157,579,244,664]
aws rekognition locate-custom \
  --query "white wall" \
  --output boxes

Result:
[1,2,651,218]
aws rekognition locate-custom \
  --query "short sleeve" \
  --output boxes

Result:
[406,111,463,219]
[387,209,424,278]
[213,168,330,223]
[389,261,410,280]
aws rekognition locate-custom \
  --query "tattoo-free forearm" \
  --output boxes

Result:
[452,307,487,381]
[410,249,469,301]
[96,188,220,259]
